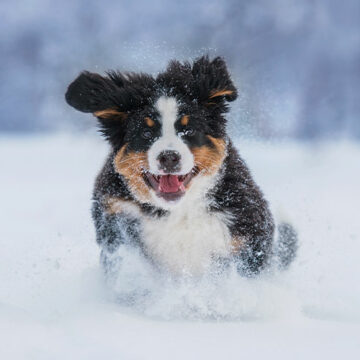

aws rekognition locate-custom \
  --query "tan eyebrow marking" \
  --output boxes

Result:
[180,115,189,126]
[209,89,234,99]
[145,117,155,127]
[93,109,127,119]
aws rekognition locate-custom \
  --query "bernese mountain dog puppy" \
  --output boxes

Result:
[65,56,297,277]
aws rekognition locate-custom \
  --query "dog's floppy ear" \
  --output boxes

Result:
[65,71,130,145]
[65,71,156,146]
[191,56,238,109]
[65,71,121,113]
[65,70,156,115]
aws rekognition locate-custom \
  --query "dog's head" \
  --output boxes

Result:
[65,56,237,207]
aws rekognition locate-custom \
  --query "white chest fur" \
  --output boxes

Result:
[142,192,231,276]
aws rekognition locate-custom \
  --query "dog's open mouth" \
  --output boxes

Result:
[144,170,196,201]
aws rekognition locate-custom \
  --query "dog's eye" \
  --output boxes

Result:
[184,127,195,136]
[142,129,153,140]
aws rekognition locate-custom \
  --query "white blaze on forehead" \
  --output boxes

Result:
[156,96,178,138]
[147,96,194,176]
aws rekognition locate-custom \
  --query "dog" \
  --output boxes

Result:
[65,56,297,277]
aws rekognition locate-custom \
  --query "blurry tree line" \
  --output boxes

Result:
[1,0,359,139]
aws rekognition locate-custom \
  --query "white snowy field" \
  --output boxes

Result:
[0,134,359,359]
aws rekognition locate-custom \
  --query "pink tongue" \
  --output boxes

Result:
[159,175,181,193]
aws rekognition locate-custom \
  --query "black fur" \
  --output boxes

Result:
[65,55,297,276]
[208,141,275,275]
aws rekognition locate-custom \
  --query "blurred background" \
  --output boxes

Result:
[1,0,359,139]
[1,2,360,352]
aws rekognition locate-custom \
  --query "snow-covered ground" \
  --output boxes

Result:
[0,134,359,359]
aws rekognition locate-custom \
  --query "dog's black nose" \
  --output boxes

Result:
[157,150,181,173]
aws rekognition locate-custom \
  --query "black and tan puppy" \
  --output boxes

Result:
[65,56,297,277]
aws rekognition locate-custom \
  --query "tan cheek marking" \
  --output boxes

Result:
[180,115,189,126]
[113,145,151,202]
[191,136,226,175]
[93,109,128,119]
[145,117,155,127]
[209,89,234,99]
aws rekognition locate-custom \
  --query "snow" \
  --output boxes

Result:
[0,134,359,359]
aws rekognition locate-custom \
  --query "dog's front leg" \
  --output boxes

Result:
[92,200,141,272]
